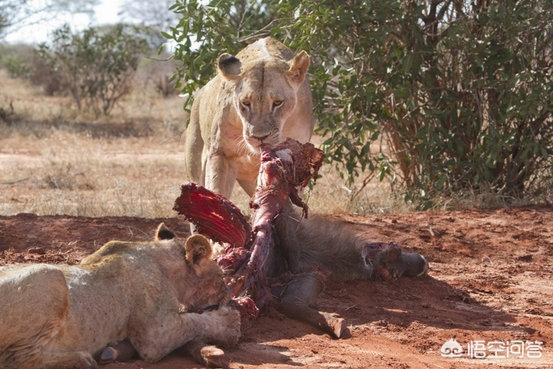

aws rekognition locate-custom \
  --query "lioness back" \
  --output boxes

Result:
[0,264,68,368]
[184,37,315,198]
[0,225,236,369]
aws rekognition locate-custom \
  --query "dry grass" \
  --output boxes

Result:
[0,70,399,218]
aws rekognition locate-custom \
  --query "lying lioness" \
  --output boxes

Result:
[0,224,240,369]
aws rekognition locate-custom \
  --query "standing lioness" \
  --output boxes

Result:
[184,37,315,197]
[0,225,240,369]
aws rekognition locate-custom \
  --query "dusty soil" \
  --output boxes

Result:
[1,207,552,368]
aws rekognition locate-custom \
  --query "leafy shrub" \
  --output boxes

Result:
[167,0,274,106]
[0,44,64,95]
[38,24,148,116]
[2,55,29,78]
[0,44,33,78]
[135,55,177,97]
[28,53,65,96]
[168,0,552,207]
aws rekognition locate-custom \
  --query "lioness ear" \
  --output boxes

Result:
[287,50,310,85]
[217,53,242,80]
[184,234,213,264]
[155,223,175,241]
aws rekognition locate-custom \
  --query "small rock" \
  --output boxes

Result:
[516,254,533,262]
[372,319,388,327]
[28,247,46,255]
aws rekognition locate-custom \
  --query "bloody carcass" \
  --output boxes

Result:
[174,138,429,337]
[174,138,324,310]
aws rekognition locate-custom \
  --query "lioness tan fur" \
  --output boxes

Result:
[0,225,240,369]
[184,37,315,197]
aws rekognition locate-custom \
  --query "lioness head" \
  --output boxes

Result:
[155,223,229,312]
[217,49,310,151]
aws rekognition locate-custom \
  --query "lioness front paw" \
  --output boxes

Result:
[200,345,228,368]
[208,306,241,347]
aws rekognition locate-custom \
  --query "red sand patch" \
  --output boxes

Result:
[1,207,552,368]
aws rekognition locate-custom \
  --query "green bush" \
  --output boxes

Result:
[2,55,29,78]
[38,24,148,116]
[0,44,33,78]
[0,44,63,95]
[28,53,65,96]
[167,0,274,106]
[168,0,552,208]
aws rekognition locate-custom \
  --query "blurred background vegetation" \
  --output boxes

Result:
[169,0,552,209]
[0,0,551,216]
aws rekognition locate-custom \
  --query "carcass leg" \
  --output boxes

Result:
[275,272,347,339]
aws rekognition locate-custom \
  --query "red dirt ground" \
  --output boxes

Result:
[1,207,552,368]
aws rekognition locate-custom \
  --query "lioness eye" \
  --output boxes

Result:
[241,100,251,108]
[273,100,283,108]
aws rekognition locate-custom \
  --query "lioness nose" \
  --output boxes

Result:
[252,134,270,141]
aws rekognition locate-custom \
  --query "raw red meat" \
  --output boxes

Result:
[173,182,250,248]
[240,139,323,304]
[174,139,324,308]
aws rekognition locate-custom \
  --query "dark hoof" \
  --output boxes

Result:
[330,317,347,339]
[400,252,429,277]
